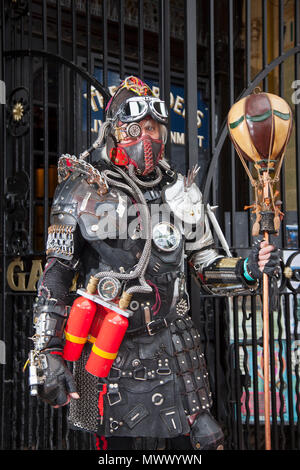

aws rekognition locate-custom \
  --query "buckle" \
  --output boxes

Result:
[156,367,171,376]
[146,318,168,336]
[133,366,147,381]
[166,169,175,177]
[107,389,122,406]
[108,366,121,380]
[146,320,156,336]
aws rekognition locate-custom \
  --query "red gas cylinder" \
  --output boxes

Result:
[63,296,98,361]
[85,309,129,377]
[87,305,107,344]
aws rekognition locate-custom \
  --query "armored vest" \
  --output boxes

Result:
[48,165,213,438]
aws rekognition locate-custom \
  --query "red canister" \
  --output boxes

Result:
[85,309,129,377]
[63,296,98,361]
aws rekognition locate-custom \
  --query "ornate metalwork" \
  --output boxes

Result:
[7,86,30,137]
[9,229,29,255]
[12,102,24,122]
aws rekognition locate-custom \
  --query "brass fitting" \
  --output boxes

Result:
[86,276,99,294]
[119,291,133,310]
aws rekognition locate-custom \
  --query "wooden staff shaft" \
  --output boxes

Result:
[263,249,271,450]
[263,172,271,450]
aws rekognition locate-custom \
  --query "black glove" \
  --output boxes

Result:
[38,348,78,407]
[247,236,280,281]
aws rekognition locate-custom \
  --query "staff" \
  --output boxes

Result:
[227,90,293,450]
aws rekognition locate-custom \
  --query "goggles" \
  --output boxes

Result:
[114,96,168,125]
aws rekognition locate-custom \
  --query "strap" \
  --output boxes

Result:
[126,309,177,337]
[126,317,168,337]
[98,383,107,425]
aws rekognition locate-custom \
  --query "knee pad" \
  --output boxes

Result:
[190,412,224,450]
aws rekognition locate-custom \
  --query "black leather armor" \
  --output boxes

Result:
[28,74,280,450]
[30,156,257,448]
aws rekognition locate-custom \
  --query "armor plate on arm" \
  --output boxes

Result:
[165,176,260,295]
[32,300,69,351]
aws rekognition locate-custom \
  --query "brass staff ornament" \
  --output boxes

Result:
[227,90,293,236]
[227,90,293,451]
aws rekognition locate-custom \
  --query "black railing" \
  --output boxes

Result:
[196,292,300,450]
[0,0,300,450]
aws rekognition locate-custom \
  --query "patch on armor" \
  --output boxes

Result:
[46,224,75,258]
[123,404,149,429]
[159,407,182,435]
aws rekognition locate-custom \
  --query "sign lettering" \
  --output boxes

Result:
[6,258,77,292]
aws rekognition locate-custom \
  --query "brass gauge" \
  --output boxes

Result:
[97,277,121,301]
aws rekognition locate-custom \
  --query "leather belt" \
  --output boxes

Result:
[126,316,171,337]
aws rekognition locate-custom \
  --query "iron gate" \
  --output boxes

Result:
[0,0,300,450]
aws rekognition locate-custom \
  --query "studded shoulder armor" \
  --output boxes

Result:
[47,161,129,260]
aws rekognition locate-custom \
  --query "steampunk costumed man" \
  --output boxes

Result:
[28,76,279,450]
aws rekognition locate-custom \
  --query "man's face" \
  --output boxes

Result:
[112,115,164,175]
[118,116,161,144]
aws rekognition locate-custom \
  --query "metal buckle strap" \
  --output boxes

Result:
[146,318,168,336]
[133,366,148,380]
[107,383,122,406]
[126,307,178,337]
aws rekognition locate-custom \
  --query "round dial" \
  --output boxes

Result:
[152,222,181,252]
[97,277,121,301]
[127,122,141,138]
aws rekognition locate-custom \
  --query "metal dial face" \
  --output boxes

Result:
[97,277,121,301]
[127,122,141,138]
[152,222,181,252]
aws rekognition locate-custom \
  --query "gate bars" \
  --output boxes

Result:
[0,0,300,450]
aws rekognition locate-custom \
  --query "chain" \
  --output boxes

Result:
[58,154,108,195]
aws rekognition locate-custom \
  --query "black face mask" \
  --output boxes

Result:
[110,134,164,175]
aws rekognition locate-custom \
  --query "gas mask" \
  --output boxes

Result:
[110,126,167,175]
[107,95,168,176]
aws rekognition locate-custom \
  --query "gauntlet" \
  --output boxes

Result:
[246,236,280,280]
